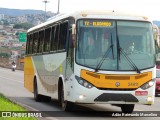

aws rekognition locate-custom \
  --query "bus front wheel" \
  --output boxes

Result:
[60,85,74,111]
[121,104,134,113]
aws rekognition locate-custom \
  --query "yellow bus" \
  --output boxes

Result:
[24,10,156,113]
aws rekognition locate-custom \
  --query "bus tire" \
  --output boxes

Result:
[121,104,134,113]
[43,96,51,102]
[34,79,43,102]
[60,84,74,111]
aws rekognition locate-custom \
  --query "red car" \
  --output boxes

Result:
[155,69,160,96]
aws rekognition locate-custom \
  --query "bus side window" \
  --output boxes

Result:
[44,27,51,52]
[58,22,68,50]
[26,34,30,55]
[38,30,44,53]
[33,32,38,54]
[54,25,60,51]
[67,29,74,70]
[29,34,33,54]
[50,26,56,51]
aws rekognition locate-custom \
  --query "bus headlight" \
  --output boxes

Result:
[75,75,93,89]
[141,79,155,90]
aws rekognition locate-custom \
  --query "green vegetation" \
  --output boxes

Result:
[13,23,34,30]
[0,94,36,120]
[0,53,10,58]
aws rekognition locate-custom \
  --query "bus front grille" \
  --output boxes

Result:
[97,88,137,91]
[94,93,139,102]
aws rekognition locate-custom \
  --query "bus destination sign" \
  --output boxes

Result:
[83,20,112,27]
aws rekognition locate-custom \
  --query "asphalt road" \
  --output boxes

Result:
[0,67,160,120]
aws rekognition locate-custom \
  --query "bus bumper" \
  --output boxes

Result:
[70,85,155,105]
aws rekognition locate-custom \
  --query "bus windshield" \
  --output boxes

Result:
[76,19,155,71]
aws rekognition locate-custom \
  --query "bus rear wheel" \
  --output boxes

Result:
[34,80,43,102]
[60,85,74,111]
[121,104,134,113]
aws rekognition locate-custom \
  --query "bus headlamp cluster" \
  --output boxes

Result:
[75,75,93,89]
[141,79,155,90]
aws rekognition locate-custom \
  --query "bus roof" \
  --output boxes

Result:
[27,10,151,33]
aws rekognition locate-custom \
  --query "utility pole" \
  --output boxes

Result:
[42,0,50,21]
[57,0,60,14]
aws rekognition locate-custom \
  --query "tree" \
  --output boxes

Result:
[13,24,22,29]
[13,22,34,30]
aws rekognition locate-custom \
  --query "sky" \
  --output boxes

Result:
[0,0,160,20]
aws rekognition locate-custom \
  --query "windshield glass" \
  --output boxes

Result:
[76,19,155,71]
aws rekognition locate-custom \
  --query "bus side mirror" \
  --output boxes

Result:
[72,24,76,48]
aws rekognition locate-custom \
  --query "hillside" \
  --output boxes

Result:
[0,8,44,16]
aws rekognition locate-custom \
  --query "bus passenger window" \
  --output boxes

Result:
[58,22,68,50]
[33,32,38,54]
[50,26,56,51]
[54,25,60,51]
[44,28,51,52]
[26,35,30,55]
[29,34,33,54]
[38,30,44,53]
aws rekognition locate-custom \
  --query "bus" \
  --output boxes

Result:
[24,10,156,113]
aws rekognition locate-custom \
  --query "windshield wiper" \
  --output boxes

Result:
[115,22,140,74]
[119,47,141,73]
[95,34,114,72]
[95,44,113,72]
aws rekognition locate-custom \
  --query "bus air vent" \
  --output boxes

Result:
[86,72,100,79]
[135,74,148,79]
[105,76,130,80]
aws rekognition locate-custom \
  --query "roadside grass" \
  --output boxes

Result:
[0,93,37,120]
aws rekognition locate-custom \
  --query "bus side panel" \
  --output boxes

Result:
[24,56,35,93]
[31,53,67,99]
